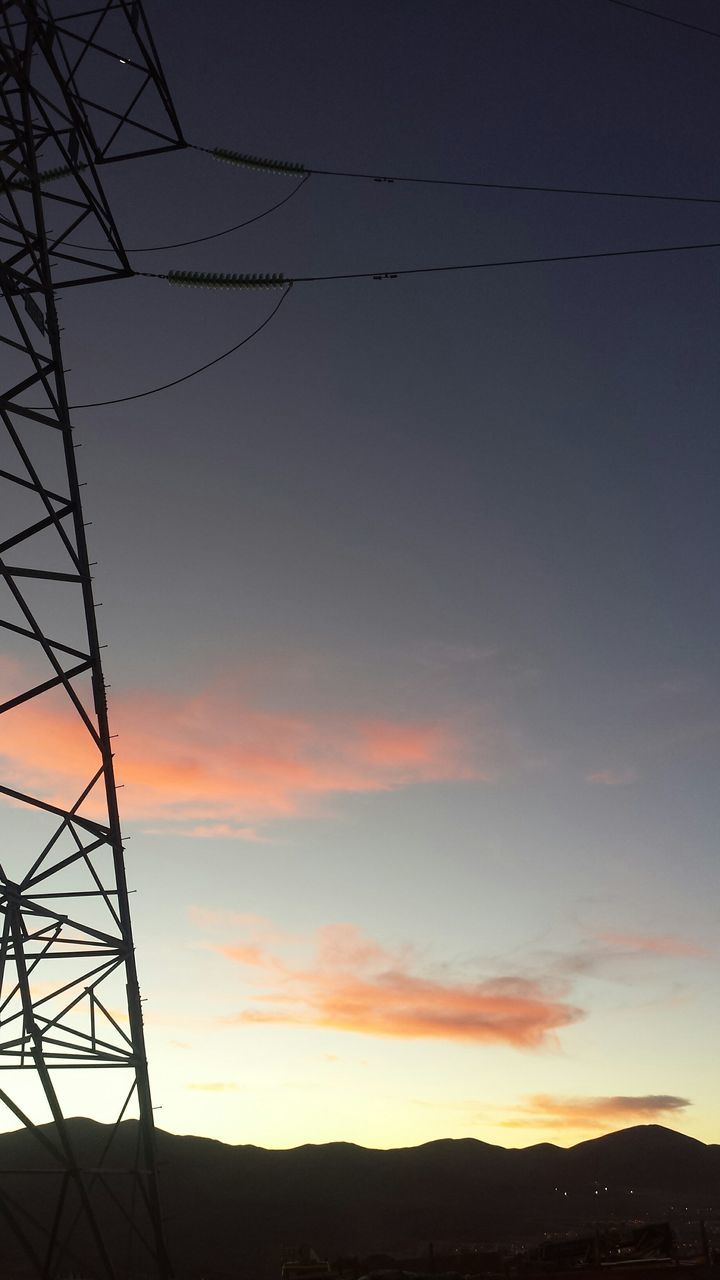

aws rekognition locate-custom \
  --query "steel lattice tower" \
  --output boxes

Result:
[0,2,184,1275]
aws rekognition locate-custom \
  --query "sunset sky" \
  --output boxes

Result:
[3,0,720,1151]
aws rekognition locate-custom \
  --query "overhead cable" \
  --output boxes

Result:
[137,236,720,291]
[289,237,720,283]
[66,173,310,252]
[601,0,720,38]
[73,156,720,257]
[197,143,720,207]
[64,236,720,407]
[63,286,293,408]
[45,146,720,264]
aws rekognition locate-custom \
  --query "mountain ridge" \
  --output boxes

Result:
[28,1116,706,1155]
[0,1120,716,1278]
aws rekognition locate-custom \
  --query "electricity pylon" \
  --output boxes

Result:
[0,2,184,1275]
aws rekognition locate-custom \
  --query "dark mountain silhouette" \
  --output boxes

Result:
[0,1121,717,1278]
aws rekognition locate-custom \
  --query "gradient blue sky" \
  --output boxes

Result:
[3,0,720,1149]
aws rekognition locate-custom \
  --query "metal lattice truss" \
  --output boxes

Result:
[0,2,184,1275]
[1,0,185,288]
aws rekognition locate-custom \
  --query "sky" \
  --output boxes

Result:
[3,0,720,1151]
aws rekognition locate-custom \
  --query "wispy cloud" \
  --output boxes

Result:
[500,1093,690,1130]
[0,679,483,836]
[206,919,582,1049]
[541,928,710,985]
[595,932,709,959]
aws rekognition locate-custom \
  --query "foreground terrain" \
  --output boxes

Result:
[0,1121,718,1277]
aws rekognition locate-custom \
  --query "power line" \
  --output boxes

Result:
[601,0,720,39]
[59,147,720,260]
[140,236,720,290]
[289,237,720,283]
[66,174,310,252]
[62,236,720,408]
[49,147,720,264]
[76,158,720,259]
[196,144,720,208]
[308,167,720,206]
[64,286,292,408]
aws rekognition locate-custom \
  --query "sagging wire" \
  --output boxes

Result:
[64,234,720,406]
[64,172,311,252]
[63,285,293,408]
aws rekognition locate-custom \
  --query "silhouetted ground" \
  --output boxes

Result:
[0,1122,718,1278]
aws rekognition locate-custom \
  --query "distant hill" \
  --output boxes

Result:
[0,1121,718,1278]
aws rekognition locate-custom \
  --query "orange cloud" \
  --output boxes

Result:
[500,1092,690,1130]
[211,920,582,1049]
[0,680,480,835]
[595,931,708,958]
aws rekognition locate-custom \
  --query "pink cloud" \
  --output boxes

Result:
[500,1092,690,1130]
[0,680,481,835]
[210,919,582,1049]
[351,721,453,771]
